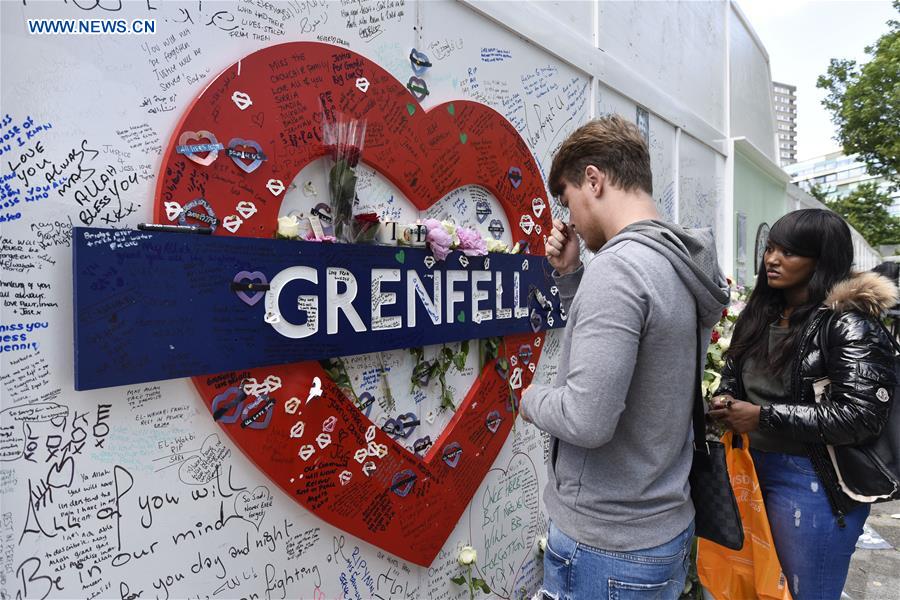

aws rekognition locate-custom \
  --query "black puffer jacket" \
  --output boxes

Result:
[716,272,898,521]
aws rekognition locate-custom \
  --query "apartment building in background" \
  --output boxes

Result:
[772,81,797,166]
[786,151,900,216]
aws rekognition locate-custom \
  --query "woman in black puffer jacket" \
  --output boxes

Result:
[710,209,897,600]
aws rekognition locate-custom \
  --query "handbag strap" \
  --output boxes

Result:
[692,307,709,454]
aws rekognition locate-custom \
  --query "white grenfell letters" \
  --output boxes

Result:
[264,266,530,339]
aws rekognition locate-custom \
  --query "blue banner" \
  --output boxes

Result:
[73,228,565,390]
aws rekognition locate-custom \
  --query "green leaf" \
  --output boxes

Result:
[472,578,491,594]
[450,575,467,586]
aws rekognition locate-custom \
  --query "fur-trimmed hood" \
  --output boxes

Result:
[824,271,899,315]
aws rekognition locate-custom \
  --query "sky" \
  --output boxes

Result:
[737,0,896,162]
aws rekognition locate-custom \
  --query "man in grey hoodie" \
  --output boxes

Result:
[520,115,729,599]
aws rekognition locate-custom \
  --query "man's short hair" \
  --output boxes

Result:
[548,115,653,198]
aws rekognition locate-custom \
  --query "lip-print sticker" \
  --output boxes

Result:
[177,130,222,166]
[441,442,462,468]
[232,91,253,110]
[518,344,533,365]
[510,355,518,367]
[356,77,370,93]
[211,386,246,423]
[322,416,337,432]
[528,362,536,373]
[508,167,522,189]
[315,433,331,449]
[424,256,436,269]
[362,461,377,476]
[413,436,433,455]
[354,448,368,464]
[459,255,469,268]
[475,199,492,224]
[409,48,432,75]
[530,309,543,333]
[532,197,546,218]
[488,219,505,240]
[338,470,352,486]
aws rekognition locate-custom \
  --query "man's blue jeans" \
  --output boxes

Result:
[541,520,694,599]
[751,449,870,600]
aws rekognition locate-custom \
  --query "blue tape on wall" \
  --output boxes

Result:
[73,228,564,390]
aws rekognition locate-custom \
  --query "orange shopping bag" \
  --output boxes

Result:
[697,432,792,600]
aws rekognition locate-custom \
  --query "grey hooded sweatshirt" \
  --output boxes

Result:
[521,220,729,552]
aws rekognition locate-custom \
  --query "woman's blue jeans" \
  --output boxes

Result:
[751,448,870,600]
[541,520,694,599]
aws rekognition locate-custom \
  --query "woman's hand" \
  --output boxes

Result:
[709,398,761,433]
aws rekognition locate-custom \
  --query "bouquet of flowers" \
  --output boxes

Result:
[322,109,367,243]
[702,279,750,401]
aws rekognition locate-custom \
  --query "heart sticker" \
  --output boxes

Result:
[518,344,533,365]
[289,421,305,439]
[236,201,258,220]
[158,42,553,568]
[423,256,435,269]
[266,179,285,196]
[227,138,266,173]
[284,397,301,414]
[532,197,546,218]
[316,433,332,449]
[233,271,268,306]
[508,167,523,189]
[222,215,243,234]
[356,77,370,93]
[164,201,184,221]
[509,367,523,390]
[322,416,337,432]
[179,198,218,230]
[298,444,315,461]
[178,131,221,167]
[459,255,469,268]
[485,411,502,433]
[391,470,417,497]
[232,91,253,110]
[519,214,535,235]
[441,442,462,468]
[406,76,429,100]
[211,387,246,424]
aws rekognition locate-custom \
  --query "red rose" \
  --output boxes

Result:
[722,308,729,318]
[354,212,380,223]
[711,330,720,343]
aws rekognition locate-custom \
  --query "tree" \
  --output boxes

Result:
[817,1,899,188]
[825,182,900,246]
[807,183,831,204]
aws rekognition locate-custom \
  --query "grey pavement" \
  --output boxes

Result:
[844,499,900,600]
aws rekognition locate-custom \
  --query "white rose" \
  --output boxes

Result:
[277,215,301,238]
[718,336,731,352]
[486,238,509,253]
[458,545,477,566]
[442,221,460,246]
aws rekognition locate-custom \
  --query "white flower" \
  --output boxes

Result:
[486,238,509,253]
[458,545,477,566]
[718,336,731,352]
[537,536,547,553]
[277,215,301,238]
[442,221,460,246]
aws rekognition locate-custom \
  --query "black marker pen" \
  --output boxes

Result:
[138,223,213,234]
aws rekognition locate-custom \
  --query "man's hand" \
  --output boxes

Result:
[709,398,761,433]
[545,219,581,274]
